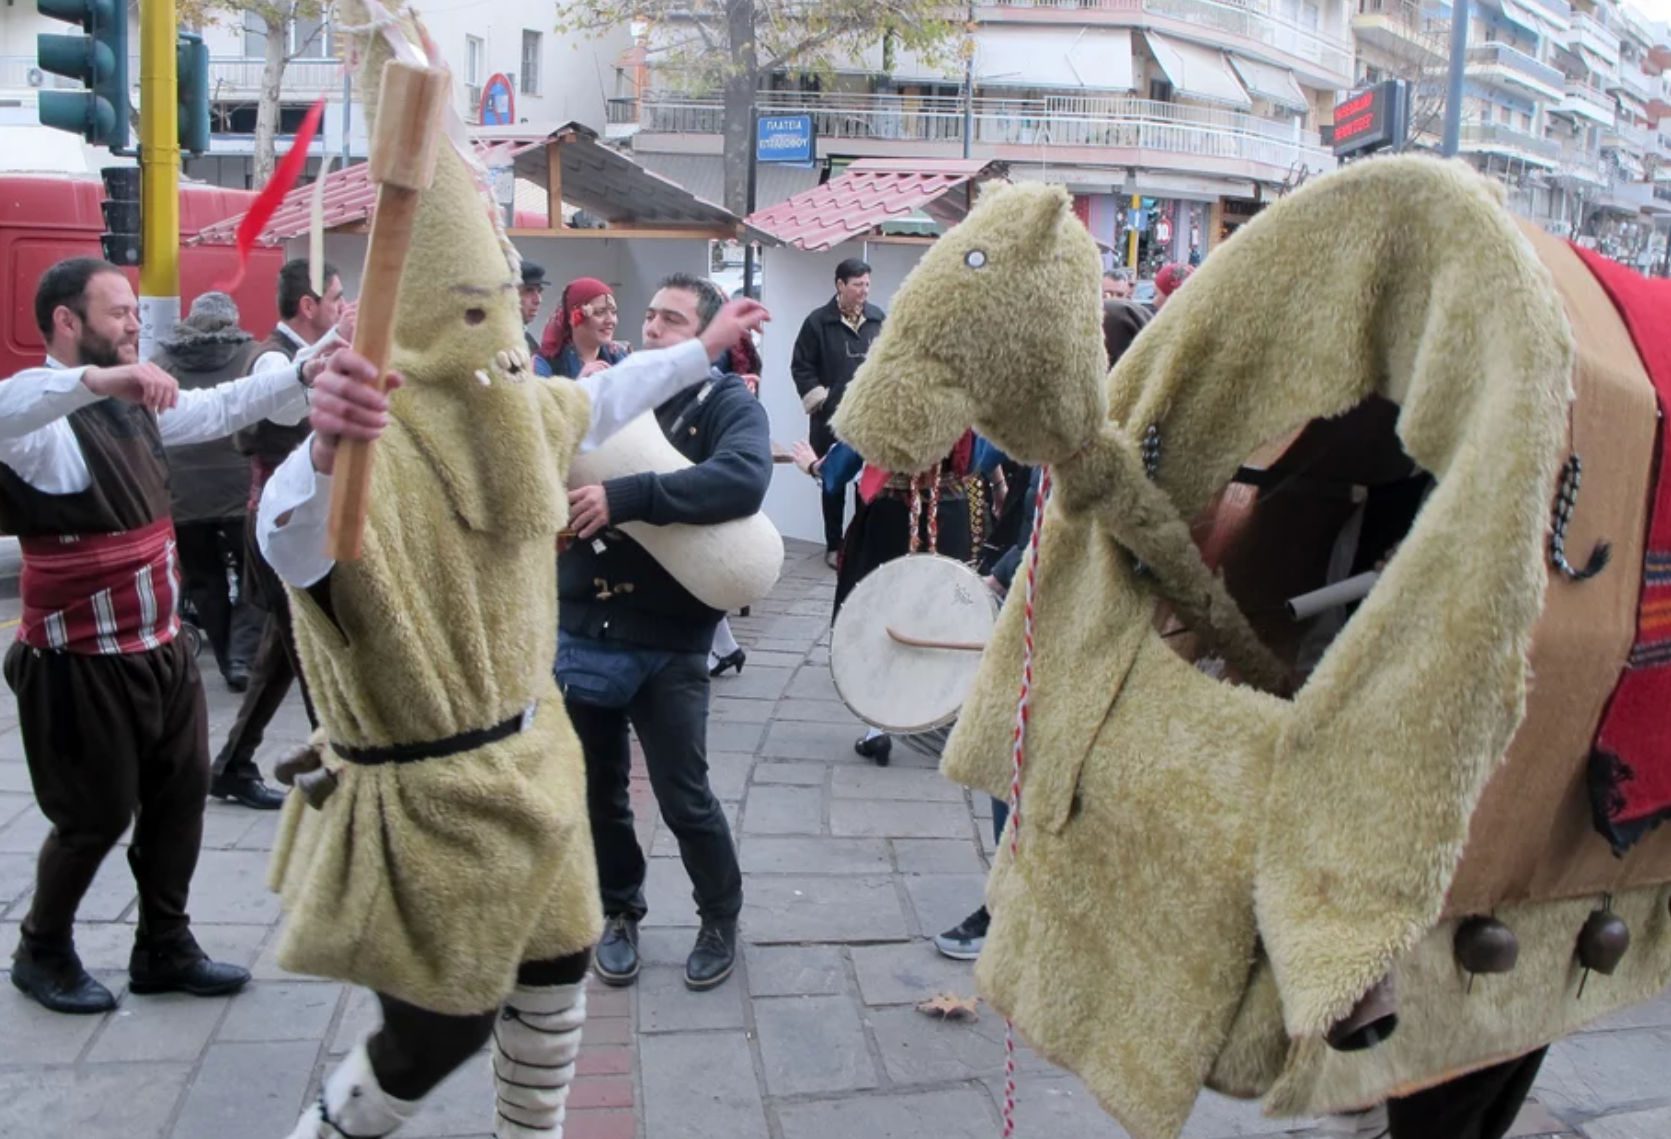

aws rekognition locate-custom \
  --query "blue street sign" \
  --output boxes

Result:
[480,73,515,126]
[756,114,815,165]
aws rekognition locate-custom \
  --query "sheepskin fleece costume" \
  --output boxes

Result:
[266,4,602,1016]
[832,160,1612,1138]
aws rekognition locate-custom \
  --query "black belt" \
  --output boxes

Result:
[332,703,536,766]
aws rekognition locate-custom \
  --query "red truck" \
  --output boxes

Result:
[0,174,284,377]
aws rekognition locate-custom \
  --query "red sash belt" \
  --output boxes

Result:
[18,518,181,655]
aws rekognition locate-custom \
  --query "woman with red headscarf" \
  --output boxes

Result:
[540,277,631,379]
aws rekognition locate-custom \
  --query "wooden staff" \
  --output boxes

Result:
[325,59,450,561]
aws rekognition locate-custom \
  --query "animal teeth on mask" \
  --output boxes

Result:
[495,350,512,372]
[475,369,493,387]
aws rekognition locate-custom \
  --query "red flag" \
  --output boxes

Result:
[216,97,327,291]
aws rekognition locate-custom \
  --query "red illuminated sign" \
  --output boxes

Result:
[1331,80,1407,157]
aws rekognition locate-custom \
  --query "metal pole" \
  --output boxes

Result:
[342,67,352,166]
[1442,0,1472,158]
[138,0,180,361]
[743,104,759,299]
[961,3,974,160]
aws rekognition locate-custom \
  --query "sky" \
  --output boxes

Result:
[1626,0,1671,23]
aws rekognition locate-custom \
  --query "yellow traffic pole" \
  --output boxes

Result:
[137,0,180,360]
[1127,192,1140,273]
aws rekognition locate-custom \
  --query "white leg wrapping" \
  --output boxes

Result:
[493,980,586,1138]
[285,1041,421,1138]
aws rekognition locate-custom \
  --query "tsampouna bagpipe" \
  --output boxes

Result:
[826,156,1671,1138]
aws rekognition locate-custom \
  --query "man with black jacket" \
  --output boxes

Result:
[790,258,884,565]
[559,273,772,993]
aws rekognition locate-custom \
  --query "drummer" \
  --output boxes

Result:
[792,432,1004,766]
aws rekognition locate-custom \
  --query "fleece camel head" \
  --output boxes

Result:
[832,183,1109,471]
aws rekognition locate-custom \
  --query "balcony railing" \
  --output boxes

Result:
[207,57,343,98]
[1614,66,1656,102]
[1562,79,1616,118]
[1602,120,1658,153]
[979,0,1354,78]
[1570,13,1620,64]
[624,92,1333,174]
[1460,123,1562,163]
[1466,43,1567,93]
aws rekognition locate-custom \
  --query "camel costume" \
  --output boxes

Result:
[256,6,663,1136]
[831,159,1671,1139]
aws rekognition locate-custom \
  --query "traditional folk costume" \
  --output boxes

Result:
[831,163,1671,1139]
[0,336,311,1014]
[259,8,727,1136]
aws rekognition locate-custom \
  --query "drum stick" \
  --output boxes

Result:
[1285,571,1380,621]
[325,60,451,561]
[886,627,988,653]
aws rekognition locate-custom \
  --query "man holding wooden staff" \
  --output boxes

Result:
[257,10,767,1137]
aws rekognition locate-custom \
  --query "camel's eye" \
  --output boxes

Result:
[964,249,987,270]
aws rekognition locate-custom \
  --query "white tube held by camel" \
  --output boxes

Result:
[1285,571,1381,622]
[569,411,785,611]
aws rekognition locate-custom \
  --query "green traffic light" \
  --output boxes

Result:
[35,0,128,150]
[39,89,117,141]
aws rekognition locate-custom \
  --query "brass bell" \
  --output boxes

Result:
[1455,917,1519,976]
[293,767,340,810]
[1577,909,1630,976]
[1325,973,1398,1052]
[274,744,324,787]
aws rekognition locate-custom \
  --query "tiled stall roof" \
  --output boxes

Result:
[743,158,1005,251]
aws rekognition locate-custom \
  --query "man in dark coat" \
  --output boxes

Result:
[152,292,263,691]
[790,257,884,564]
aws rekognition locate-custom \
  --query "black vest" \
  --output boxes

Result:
[233,328,311,462]
[0,397,171,537]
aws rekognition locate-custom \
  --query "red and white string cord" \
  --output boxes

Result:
[1001,465,1052,1137]
[927,463,944,554]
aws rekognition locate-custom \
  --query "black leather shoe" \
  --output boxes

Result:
[208,773,286,810]
[855,733,892,767]
[10,935,116,1015]
[709,649,746,678]
[223,663,251,693]
[684,920,737,991]
[129,935,250,997]
[594,914,640,987]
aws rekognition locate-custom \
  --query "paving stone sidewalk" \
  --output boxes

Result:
[0,538,1668,1138]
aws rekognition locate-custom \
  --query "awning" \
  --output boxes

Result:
[1490,0,1545,35]
[1144,33,1252,109]
[1228,55,1308,112]
[975,28,1134,91]
[1617,90,1650,117]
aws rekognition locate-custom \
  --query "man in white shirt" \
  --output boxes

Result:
[0,257,321,1015]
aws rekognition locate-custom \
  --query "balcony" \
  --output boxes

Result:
[622,91,1335,181]
[1466,42,1568,101]
[1557,79,1616,125]
[977,0,1355,85]
[1459,122,1562,166]
[207,57,344,100]
[1568,13,1620,67]
[1549,144,1608,187]
[1601,120,1657,155]
[1352,0,1449,63]
[1611,65,1656,103]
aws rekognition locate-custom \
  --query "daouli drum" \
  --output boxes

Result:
[830,554,998,734]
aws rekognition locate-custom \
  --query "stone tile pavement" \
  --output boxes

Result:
[0,538,1668,1137]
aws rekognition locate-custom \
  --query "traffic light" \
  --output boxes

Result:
[36,0,130,151]
[177,32,211,157]
[100,166,141,267]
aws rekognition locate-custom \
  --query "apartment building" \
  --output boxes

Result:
[0,2,627,189]
[1351,0,1670,270]
[612,1,1359,266]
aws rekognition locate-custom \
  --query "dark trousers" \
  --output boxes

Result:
[4,637,208,945]
[175,519,261,675]
[1388,1047,1548,1139]
[809,413,847,552]
[565,650,742,923]
[367,950,590,1100]
[211,598,315,782]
